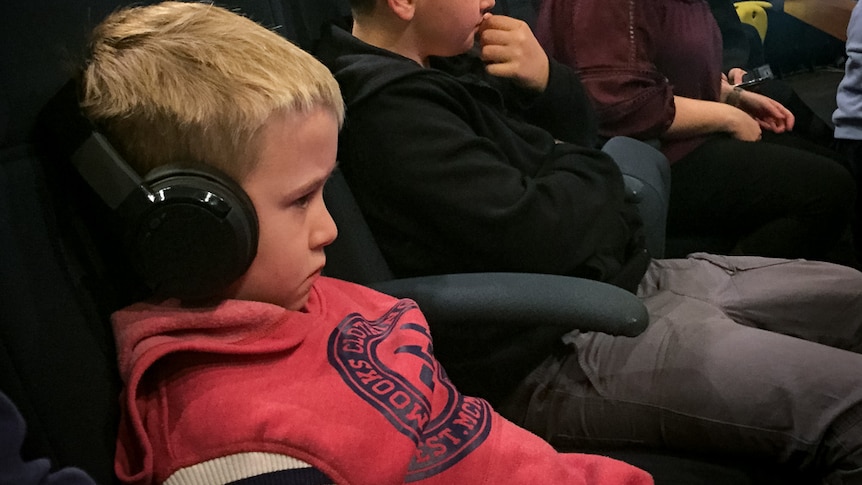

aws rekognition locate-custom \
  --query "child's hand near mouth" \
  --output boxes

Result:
[477,13,550,92]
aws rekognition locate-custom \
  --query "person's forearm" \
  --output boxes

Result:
[663,95,740,139]
[525,59,599,147]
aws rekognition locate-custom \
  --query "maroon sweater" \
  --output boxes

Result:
[536,0,724,163]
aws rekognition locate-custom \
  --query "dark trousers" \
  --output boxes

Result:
[833,137,862,260]
[667,132,856,263]
[755,79,837,150]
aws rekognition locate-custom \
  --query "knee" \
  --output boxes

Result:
[807,162,856,217]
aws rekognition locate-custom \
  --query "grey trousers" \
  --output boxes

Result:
[498,254,862,484]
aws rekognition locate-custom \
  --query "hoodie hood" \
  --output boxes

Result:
[316,24,425,109]
[316,24,502,111]
[112,296,294,484]
[113,298,290,384]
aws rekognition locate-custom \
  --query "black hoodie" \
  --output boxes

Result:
[316,24,647,290]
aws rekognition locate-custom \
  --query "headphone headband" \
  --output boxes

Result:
[72,132,153,210]
[43,79,259,300]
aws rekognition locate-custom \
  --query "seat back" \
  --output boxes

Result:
[0,145,123,484]
[1,3,134,482]
[280,0,351,50]
[323,169,397,284]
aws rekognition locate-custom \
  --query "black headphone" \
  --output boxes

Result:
[52,80,259,301]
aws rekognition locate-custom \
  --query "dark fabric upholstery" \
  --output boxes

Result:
[322,169,395,284]
[0,145,123,484]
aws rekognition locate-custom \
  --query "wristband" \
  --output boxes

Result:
[725,86,743,108]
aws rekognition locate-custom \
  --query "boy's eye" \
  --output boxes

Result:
[293,186,324,208]
[286,176,330,209]
[294,193,313,208]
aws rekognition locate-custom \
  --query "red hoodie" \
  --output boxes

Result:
[112,276,652,485]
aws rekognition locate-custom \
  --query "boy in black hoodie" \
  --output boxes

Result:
[315,0,862,482]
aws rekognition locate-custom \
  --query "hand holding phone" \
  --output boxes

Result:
[734,64,774,90]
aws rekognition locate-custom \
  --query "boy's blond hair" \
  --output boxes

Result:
[80,1,345,181]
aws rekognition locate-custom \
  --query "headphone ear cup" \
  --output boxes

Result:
[123,165,259,300]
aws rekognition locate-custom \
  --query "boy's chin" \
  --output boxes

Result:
[285,293,311,312]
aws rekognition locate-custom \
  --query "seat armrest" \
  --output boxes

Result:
[622,174,646,203]
[370,272,648,403]
[369,272,648,337]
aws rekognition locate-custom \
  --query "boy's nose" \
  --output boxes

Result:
[316,204,339,249]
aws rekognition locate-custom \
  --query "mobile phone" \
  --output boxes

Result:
[734,64,774,90]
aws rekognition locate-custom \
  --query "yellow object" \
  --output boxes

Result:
[734,1,773,42]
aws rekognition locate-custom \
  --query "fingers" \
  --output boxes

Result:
[744,126,763,141]
[778,104,795,131]
[478,15,530,62]
[727,107,763,141]
[478,14,549,91]
[757,117,781,133]
[759,98,795,132]
[728,68,747,85]
[478,12,518,34]
[739,91,796,133]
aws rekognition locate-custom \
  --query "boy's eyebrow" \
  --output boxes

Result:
[288,162,339,197]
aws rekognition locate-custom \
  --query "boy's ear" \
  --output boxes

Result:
[387,0,416,21]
